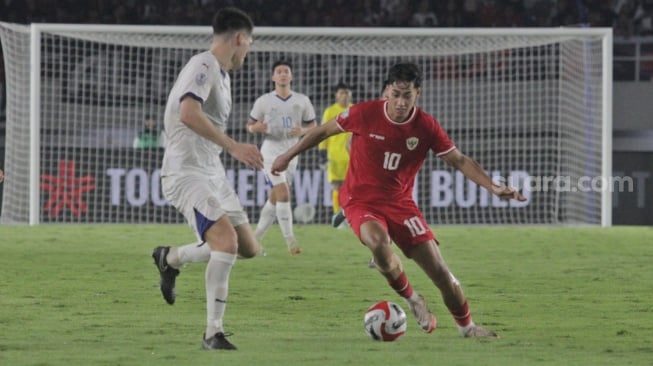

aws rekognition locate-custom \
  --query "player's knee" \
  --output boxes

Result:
[207,239,238,253]
[360,225,390,250]
[204,220,238,254]
[366,240,393,266]
[272,184,290,201]
[374,252,402,277]
[367,239,397,266]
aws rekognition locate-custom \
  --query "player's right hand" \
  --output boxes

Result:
[230,142,263,169]
[271,154,289,176]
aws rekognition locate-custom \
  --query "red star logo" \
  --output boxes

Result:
[41,160,96,217]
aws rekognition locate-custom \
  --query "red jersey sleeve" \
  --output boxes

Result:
[335,102,362,134]
[429,115,456,156]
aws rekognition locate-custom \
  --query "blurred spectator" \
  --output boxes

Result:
[410,0,438,27]
[477,0,502,27]
[636,0,653,35]
[612,1,636,37]
[133,115,165,149]
[526,0,555,26]
[614,10,636,37]
[438,0,464,27]
[586,0,616,27]
[462,0,480,26]
[501,4,527,27]
[380,0,402,16]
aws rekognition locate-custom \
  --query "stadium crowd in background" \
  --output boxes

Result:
[0,0,650,37]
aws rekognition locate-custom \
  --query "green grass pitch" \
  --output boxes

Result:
[1,224,651,366]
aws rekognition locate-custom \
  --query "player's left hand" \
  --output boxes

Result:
[290,127,304,137]
[229,142,264,170]
[494,185,527,202]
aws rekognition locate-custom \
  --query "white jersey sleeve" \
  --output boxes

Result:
[162,51,231,177]
[249,96,266,122]
[173,56,216,104]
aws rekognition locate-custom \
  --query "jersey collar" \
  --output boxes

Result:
[383,101,417,125]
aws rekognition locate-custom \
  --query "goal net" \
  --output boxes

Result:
[0,24,612,226]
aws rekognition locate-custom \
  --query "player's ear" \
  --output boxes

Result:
[236,32,251,46]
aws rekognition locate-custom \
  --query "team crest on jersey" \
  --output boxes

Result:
[195,72,207,86]
[406,137,419,150]
[339,108,350,119]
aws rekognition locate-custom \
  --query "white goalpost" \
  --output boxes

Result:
[0,23,612,226]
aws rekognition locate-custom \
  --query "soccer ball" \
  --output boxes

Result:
[293,203,316,223]
[364,300,407,341]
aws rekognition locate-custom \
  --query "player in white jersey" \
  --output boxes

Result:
[151,7,264,351]
[246,60,316,255]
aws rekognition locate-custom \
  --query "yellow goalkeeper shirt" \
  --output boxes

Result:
[319,103,352,162]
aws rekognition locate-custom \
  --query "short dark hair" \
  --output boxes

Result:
[380,79,390,94]
[272,59,292,72]
[212,7,254,35]
[386,62,422,88]
[335,82,350,92]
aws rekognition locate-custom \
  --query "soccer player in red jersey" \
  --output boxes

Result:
[272,62,526,338]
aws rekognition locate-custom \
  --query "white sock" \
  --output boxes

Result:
[276,201,295,244]
[254,200,276,240]
[408,292,420,303]
[167,242,210,268]
[205,251,237,339]
[458,321,476,336]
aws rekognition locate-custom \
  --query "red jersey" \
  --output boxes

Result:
[336,100,455,204]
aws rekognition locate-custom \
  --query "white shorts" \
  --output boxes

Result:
[263,157,297,187]
[162,173,249,240]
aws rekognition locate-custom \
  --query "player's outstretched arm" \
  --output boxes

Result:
[440,148,526,202]
[272,119,341,175]
[180,97,263,169]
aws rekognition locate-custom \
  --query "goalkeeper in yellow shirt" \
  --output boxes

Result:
[318,82,352,224]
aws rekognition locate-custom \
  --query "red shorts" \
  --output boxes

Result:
[343,198,435,258]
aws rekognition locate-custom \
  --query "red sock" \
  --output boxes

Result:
[449,301,472,327]
[388,271,414,299]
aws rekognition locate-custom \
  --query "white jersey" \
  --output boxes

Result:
[161,51,231,177]
[249,91,316,159]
